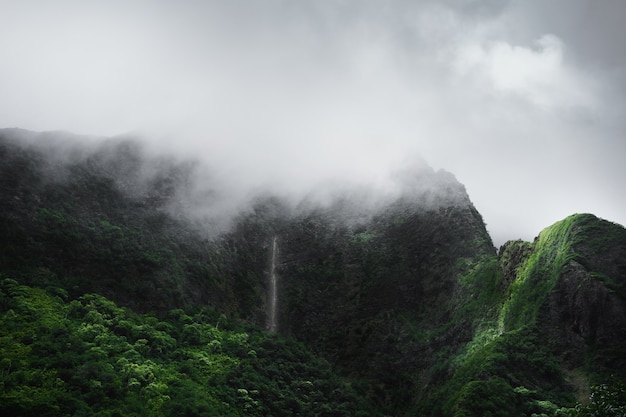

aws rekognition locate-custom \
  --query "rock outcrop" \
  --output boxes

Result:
[538,215,626,370]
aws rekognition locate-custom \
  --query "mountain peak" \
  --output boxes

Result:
[1,128,626,416]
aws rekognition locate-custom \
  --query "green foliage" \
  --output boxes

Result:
[421,326,573,417]
[454,377,518,417]
[0,278,374,416]
[500,215,582,331]
[570,380,626,417]
[500,213,626,332]
[427,214,626,417]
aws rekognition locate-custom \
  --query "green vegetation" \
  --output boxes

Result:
[500,213,626,332]
[0,133,268,318]
[570,380,626,417]
[419,214,626,416]
[499,214,581,331]
[0,278,373,416]
[422,326,573,416]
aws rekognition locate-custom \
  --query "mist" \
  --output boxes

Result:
[1,0,625,246]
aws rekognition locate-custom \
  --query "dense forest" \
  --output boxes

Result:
[1,129,625,416]
[0,280,370,416]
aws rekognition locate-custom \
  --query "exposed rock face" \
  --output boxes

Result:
[538,215,626,370]
[544,260,626,366]
[498,239,532,290]
[497,214,626,376]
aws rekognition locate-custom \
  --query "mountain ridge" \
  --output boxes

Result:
[1,128,625,416]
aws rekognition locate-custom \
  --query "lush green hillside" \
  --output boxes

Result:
[421,214,626,416]
[0,278,370,416]
[1,129,625,416]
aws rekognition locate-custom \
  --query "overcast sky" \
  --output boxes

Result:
[1,0,625,245]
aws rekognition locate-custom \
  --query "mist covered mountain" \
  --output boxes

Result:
[1,129,625,416]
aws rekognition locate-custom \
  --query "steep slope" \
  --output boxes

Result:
[499,213,626,375]
[0,129,236,312]
[210,169,501,414]
[426,214,626,416]
[539,214,626,373]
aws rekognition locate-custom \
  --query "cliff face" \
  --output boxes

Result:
[199,164,499,413]
[2,129,626,416]
[539,215,626,370]
[485,214,626,412]
[497,214,626,368]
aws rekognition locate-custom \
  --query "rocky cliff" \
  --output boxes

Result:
[211,171,498,412]
[502,214,626,382]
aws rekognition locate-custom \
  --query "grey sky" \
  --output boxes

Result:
[1,0,625,246]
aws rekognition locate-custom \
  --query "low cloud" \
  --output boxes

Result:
[0,0,624,246]
[454,34,597,111]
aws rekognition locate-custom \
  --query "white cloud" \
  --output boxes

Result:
[0,0,625,246]
[454,34,597,111]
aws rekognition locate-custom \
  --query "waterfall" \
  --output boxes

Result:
[267,236,279,333]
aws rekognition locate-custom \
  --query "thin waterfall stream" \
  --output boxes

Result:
[267,236,279,333]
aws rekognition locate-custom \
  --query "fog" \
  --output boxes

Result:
[1,0,625,246]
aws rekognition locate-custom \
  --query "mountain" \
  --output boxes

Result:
[1,128,625,416]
